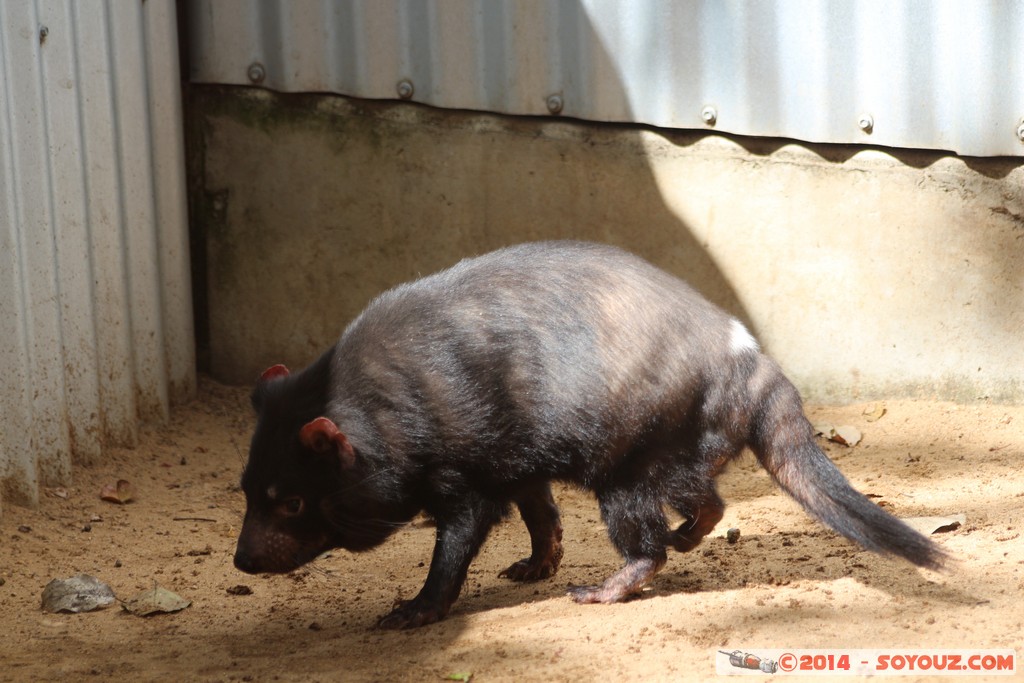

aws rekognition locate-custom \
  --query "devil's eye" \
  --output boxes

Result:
[280,497,304,516]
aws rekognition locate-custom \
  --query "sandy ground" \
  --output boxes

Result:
[1,377,1021,682]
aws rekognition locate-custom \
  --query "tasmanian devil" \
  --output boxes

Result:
[234,240,946,629]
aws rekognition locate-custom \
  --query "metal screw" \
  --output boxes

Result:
[858,113,874,133]
[1016,119,1024,143]
[247,62,266,84]
[701,106,717,126]
[546,94,564,115]
[397,80,414,99]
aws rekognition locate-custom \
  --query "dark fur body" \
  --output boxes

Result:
[235,241,945,628]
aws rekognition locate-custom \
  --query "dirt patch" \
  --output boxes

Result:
[1,378,1021,681]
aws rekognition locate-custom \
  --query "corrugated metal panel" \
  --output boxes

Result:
[0,0,194,514]
[187,0,1024,157]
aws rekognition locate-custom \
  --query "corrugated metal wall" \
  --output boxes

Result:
[0,0,194,514]
[187,0,1024,157]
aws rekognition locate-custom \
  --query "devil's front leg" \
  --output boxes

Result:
[377,494,504,629]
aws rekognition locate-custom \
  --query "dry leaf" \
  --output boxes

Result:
[903,514,966,536]
[813,423,834,438]
[863,403,887,422]
[831,425,863,447]
[815,423,862,446]
[100,480,135,504]
[122,585,190,616]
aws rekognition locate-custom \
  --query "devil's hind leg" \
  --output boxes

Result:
[663,433,737,552]
[666,485,725,552]
[568,484,668,604]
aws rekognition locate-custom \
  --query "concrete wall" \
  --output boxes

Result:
[189,86,1023,403]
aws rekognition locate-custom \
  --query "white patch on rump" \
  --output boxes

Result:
[729,318,759,354]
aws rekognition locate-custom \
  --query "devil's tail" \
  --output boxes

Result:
[747,359,946,570]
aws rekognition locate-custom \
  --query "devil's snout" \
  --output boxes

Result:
[233,546,261,574]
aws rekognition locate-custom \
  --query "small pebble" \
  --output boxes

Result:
[726,528,741,544]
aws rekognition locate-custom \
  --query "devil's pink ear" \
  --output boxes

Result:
[299,417,356,467]
[259,364,290,383]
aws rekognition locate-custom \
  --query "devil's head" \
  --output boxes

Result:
[233,362,397,574]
